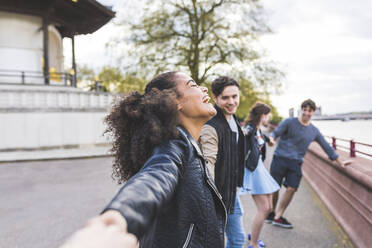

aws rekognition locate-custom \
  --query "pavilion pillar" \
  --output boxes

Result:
[71,35,77,87]
[42,15,50,85]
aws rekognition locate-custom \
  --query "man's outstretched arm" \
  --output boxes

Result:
[315,130,352,167]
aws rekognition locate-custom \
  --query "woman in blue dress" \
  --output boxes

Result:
[242,102,280,248]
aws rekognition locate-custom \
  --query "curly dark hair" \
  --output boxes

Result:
[211,76,240,97]
[244,102,271,126]
[105,72,181,184]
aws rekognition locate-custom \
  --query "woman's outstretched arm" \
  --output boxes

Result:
[102,139,185,239]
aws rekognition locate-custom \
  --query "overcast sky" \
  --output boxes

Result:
[64,0,372,116]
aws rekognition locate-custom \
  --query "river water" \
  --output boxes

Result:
[311,120,372,158]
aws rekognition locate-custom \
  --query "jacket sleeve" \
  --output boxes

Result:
[102,140,185,239]
[199,124,218,181]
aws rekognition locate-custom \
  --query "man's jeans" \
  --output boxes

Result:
[225,194,245,248]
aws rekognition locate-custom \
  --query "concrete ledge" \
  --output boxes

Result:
[0,142,110,153]
[0,145,112,163]
[303,143,372,248]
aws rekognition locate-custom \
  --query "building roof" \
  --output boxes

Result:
[0,0,115,37]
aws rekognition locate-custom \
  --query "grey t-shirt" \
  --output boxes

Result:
[227,116,239,142]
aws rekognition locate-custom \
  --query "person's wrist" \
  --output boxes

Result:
[102,210,128,230]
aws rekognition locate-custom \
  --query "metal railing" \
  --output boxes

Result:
[0,69,75,87]
[325,135,372,158]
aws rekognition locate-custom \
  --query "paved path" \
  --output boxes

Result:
[0,153,353,247]
[0,157,119,248]
[239,146,353,248]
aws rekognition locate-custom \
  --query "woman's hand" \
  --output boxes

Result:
[59,211,138,248]
[87,210,128,231]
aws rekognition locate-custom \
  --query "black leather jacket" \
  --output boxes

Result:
[244,124,269,171]
[103,127,227,248]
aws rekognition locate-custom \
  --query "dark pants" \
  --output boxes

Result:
[270,155,302,189]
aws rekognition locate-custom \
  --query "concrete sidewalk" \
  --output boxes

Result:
[0,144,354,247]
[0,145,111,163]
[239,145,353,248]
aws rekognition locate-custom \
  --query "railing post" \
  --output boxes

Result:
[72,74,76,87]
[21,71,25,84]
[95,81,98,92]
[64,73,67,86]
[332,137,337,150]
[350,140,356,157]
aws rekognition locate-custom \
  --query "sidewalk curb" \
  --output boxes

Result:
[0,154,113,164]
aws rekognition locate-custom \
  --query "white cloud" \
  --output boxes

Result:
[262,0,372,116]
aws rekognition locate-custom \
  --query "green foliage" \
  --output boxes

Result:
[98,67,123,90]
[112,0,283,87]
[116,75,147,94]
[235,77,261,119]
[77,65,147,94]
[98,67,147,93]
[77,65,95,82]
[76,65,95,89]
[108,0,284,120]
[270,112,283,125]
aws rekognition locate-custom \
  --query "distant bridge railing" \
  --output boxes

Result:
[0,69,75,87]
[325,135,372,158]
[312,115,372,120]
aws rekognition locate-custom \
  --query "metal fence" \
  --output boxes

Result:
[325,135,372,158]
[0,69,75,86]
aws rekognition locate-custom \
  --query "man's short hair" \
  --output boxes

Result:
[211,76,239,97]
[301,99,316,111]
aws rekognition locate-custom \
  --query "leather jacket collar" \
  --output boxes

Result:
[177,126,204,158]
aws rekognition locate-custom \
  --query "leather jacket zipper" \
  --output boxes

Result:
[200,157,227,243]
[245,149,251,161]
[182,223,195,248]
[205,177,228,233]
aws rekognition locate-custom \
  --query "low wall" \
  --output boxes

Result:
[0,112,110,150]
[0,85,115,151]
[303,143,372,248]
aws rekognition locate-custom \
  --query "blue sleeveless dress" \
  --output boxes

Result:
[241,129,280,195]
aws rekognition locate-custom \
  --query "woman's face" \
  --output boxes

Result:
[260,113,271,126]
[175,72,216,122]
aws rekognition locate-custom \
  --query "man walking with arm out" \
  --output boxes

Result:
[266,99,351,229]
[199,76,246,248]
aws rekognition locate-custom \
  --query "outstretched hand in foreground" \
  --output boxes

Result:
[59,210,138,248]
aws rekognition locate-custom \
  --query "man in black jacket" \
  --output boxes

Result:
[200,76,246,248]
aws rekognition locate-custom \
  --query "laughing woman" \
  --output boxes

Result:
[92,72,225,248]
[242,103,280,248]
